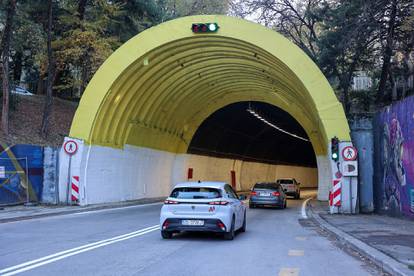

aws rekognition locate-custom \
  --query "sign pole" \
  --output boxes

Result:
[349,177,352,214]
[63,139,78,205]
[25,157,29,205]
[66,155,72,205]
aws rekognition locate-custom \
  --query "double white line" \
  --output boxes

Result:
[0,225,159,276]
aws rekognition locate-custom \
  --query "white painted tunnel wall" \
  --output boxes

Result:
[63,145,325,205]
[179,154,318,191]
[80,145,176,205]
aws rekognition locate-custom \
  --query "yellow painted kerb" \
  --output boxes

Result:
[69,15,350,155]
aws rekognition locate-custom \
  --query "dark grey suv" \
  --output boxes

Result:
[249,182,287,209]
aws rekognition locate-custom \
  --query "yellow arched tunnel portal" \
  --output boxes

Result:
[70,15,350,157]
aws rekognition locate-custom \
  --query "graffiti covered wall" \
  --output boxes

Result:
[0,144,44,205]
[374,95,414,218]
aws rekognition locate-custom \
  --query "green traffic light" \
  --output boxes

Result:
[332,153,338,159]
[191,23,219,33]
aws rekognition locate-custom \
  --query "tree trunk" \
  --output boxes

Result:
[37,71,45,95]
[77,0,87,21]
[12,50,23,84]
[377,0,397,104]
[1,0,17,136]
[41,0,54,137]
[79,64,88,96]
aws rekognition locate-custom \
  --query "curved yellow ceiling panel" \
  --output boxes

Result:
[70,15,350,155]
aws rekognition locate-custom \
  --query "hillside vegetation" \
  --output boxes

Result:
[0,95,77,147]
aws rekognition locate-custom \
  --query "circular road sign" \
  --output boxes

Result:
[64,140,78,155]
[342,146,357,161]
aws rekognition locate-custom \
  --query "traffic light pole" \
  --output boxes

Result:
[329,138,359,215]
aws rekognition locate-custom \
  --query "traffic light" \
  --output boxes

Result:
[191,23,219,33]
[331,136,339,162]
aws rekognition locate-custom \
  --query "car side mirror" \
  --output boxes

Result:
[239,195,247,200]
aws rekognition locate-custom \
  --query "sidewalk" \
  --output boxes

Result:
[0,197,164,223]
[308,199,414,276]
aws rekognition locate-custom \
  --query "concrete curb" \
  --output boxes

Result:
[306,201,413,276]
[0,197,165,224]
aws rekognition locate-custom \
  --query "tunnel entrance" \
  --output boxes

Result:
[62,15,350,205]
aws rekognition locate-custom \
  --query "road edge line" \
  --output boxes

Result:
[301,197,312,219]
[0,199,165,224]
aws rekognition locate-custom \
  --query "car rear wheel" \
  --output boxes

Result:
[224,217,235,240]
[240,212,246,232]
[249,203,255,209]
[161,231,172,239]
[284,200,287,209]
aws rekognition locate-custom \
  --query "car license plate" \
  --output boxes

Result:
[181,220,204,226]
[260,192,270,196]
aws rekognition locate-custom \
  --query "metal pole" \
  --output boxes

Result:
[349,177,353,214]
[66,155,72,205]
[25,157,29,205]
[55,149,59,204]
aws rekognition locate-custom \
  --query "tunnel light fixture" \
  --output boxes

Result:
[247,107,310,142]
[192,23,219,33]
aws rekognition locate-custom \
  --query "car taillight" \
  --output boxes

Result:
[209,201,229,205]
[162,220,170,230]
[272,191,280,196]
[217,221,226,231]
[250,191,257,196]
[164,200,179,204]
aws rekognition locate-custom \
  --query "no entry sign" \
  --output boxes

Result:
[64,140,78,155]
[342,146,357,161]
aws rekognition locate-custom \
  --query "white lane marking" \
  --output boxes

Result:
[0,225,159,276]
[279,267,300,276]
[301,198,312,219]
[288,250,304,256]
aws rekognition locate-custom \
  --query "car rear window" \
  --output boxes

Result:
[254,183,279,190]
[277,179,293,184]
[170,187,221,199]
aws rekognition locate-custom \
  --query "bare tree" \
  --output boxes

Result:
[41,0,54,137]
[377,0,398,103]
[1,0,17,136]
[229,0,321,62]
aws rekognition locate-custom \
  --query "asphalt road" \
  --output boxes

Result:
[0,190,381,276]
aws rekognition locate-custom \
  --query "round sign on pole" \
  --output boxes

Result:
[342,146,357,161]
[64,140,78,155]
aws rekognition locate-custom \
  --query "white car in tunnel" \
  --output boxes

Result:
[160,181,247,240]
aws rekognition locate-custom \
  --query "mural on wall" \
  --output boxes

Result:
[0,144,44,205]
[375,95,414,218]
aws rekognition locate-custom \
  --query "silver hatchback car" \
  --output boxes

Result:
[160,181,247,240]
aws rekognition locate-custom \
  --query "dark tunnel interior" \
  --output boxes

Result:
[188,102,316,167]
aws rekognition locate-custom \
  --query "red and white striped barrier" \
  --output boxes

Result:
[71,176,80,202]
[332,179,341,207]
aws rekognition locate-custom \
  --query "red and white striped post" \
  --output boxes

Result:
[71,176,80,203]
[332,179,341,207]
